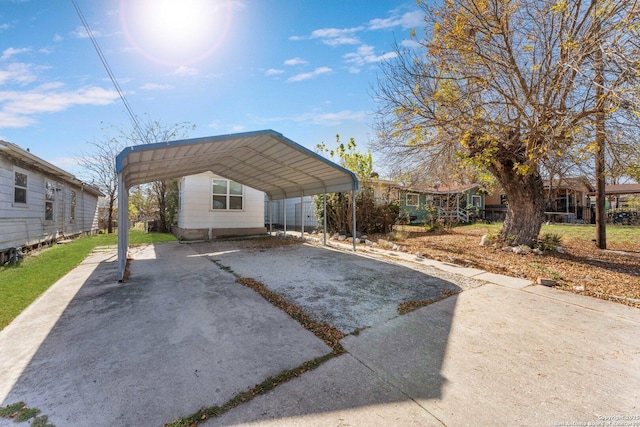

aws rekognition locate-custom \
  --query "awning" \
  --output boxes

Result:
[115,129,359,280]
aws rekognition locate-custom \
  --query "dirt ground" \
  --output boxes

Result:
[374,227,640,308]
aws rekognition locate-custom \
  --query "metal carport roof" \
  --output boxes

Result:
[115,129,359,280]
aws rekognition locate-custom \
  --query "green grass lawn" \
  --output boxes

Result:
[0,230,176,331]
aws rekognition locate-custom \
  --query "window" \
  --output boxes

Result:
[212,179,243,210]
[471,195,482,208]
[45,181,55,221]
[406,193,419,207]
[70,190,76,221]
[14,171,27,204]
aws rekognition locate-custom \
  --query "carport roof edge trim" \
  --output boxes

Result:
[115,129,359,196]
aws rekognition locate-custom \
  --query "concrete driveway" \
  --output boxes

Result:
[1,238,639,426]
[0,242,331,426]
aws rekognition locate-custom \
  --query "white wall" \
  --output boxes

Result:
[178,172,264,229]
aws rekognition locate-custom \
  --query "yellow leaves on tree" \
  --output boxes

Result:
[550,0,569,14]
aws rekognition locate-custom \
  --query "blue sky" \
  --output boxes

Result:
[0,0,422,177]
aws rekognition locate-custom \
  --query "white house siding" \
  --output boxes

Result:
[0,154,100,261]
[176,172,266,239]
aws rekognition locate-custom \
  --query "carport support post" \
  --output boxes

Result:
[117,172,129,282]
[352,188,357,251]
[323,190,327,246]
[300,192,304,238]
[283,198,287,238]
[268,197,272,234]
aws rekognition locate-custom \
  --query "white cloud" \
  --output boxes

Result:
[291,27,363,46]
[230,125,245,132]
[265,68,284,76]
[0,23,11,32]
[323,36,361,47]
[288,67,332,82]
[0,85,120,129]
[298,110,368,126]
[368,10,423,30]
[248,109,368,127]
[1,47,30,61]
[310,27,363,39]
[140,82,175,90]
[284,57,307,66]
[343,44,396,67]
[53,34,63,43]
[0,110,35,128]
[0,63,38,85]
[35,82,65,91]
[70,25,105,39]
[171,65,199,76]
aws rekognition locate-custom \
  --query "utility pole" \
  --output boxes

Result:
[594,1,607,249]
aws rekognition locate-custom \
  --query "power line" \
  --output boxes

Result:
[71,0,144,142]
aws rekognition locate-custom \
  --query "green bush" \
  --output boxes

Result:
[537,232,563,251]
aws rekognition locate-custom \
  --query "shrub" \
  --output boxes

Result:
[537,232,563,251]
[314,188,400,235]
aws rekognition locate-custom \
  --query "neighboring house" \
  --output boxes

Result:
[394,183,484,224]
[96,196,114,230]
[545,177,594,223]
[486,177,595,223]
[587,183,640,225]
[0,140,102,265]
[173,171,267,240]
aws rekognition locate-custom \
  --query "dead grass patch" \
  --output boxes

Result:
[381,226,639,308]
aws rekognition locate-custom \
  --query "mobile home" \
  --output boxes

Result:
[0,141,102,264]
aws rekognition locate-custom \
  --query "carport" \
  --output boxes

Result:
[115,129,359,281]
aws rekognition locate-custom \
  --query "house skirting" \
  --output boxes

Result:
[172,226,268,241]
[0,230,99,266]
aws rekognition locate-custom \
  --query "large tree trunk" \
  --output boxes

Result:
[490,160,545,247]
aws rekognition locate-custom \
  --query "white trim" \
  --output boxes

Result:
[44,180,56,222]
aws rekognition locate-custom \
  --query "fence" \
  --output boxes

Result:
[264,199,319,230]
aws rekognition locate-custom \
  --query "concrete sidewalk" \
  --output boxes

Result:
[206,280,640,426]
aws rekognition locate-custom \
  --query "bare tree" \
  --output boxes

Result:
[77,136,125,233]
[374,0,640,246]
[79,115,194,233]
[115,115,195,232]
